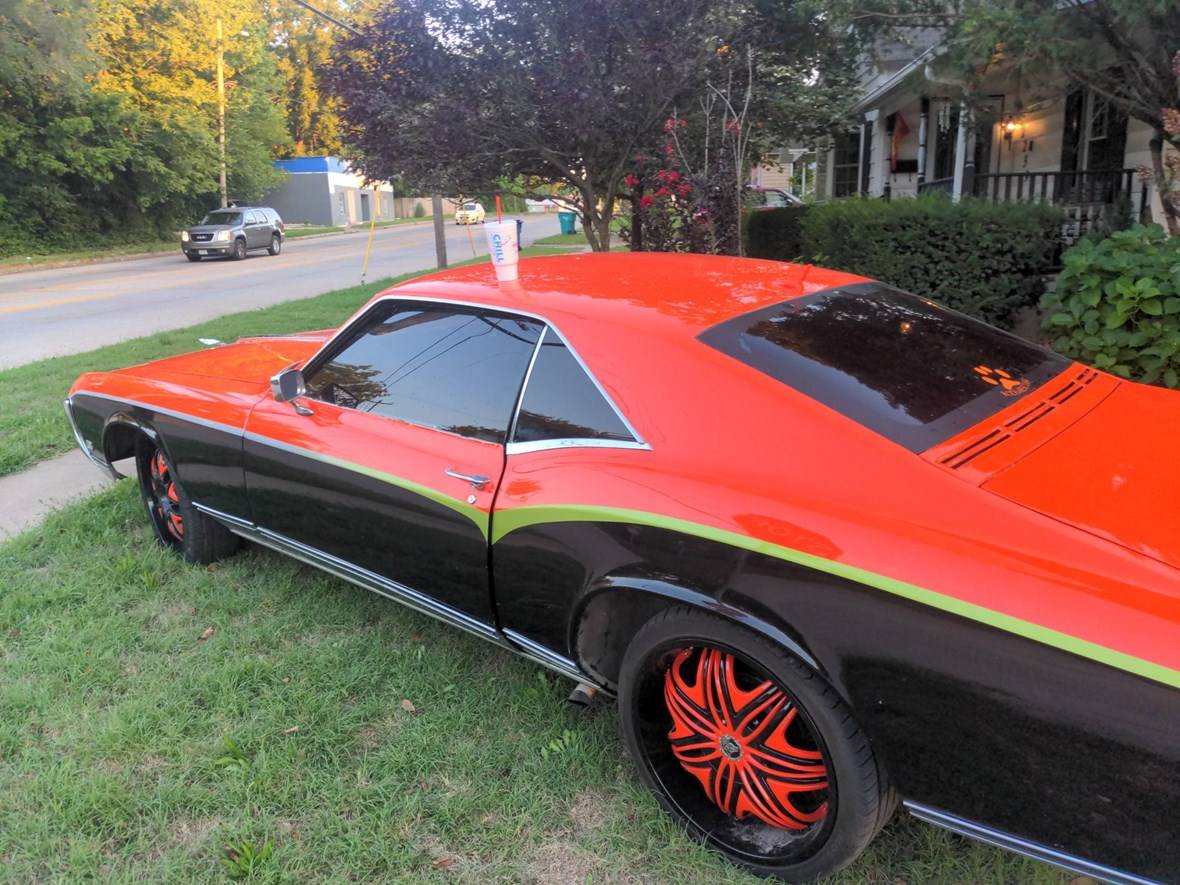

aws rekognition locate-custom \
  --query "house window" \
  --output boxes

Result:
[832,131,860,197]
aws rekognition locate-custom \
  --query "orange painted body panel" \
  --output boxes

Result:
[67,254,1180,680]
[985,379,1180,570]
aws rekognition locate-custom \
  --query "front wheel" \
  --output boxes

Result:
[136,438,239,564]
[185,253,201,262]
[231,238,247,260]
[267,234,281,256]
[618,607,894,882]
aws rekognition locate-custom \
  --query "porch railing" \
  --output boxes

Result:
[917,177,954,196]
[970,169,1138,206]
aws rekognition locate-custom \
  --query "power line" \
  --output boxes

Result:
[287,0,362,36]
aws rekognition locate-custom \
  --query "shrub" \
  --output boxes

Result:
[413,202,426,218]
[1043,224,1180,388]
[798,195,1064,329]
[746,206,809,260]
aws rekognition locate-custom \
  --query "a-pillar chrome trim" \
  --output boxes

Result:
[904,802,1161,885]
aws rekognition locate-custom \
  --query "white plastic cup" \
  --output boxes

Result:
[483,220,519,281]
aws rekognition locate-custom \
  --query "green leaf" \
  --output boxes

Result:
[1140,299,1163,316]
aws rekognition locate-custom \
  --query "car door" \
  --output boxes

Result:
[242,300,543,629]
[244,210,264,248]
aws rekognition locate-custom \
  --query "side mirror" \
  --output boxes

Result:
[270,366,306,403]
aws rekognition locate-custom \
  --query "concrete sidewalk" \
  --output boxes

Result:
[0,450,130,542]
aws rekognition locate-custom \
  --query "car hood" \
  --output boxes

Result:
[187,224,236,234]
[119,332,334,385]
[983,381,1180,570]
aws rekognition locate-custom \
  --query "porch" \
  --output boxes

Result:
[919,168,1151,243]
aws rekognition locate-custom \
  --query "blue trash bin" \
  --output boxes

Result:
[558,211,576,235]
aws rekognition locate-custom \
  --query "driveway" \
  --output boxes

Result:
[0,215,562,369]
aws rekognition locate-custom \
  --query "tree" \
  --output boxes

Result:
[837,0,1180,234]
[264,0,345,156]
[328,0,744,251]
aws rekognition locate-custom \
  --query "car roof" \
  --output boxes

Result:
[379,253,869,339]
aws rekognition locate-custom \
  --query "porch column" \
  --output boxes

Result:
[916,97,930,186]
[951,100,970,202]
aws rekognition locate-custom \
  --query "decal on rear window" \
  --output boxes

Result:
[699,283,1069,452]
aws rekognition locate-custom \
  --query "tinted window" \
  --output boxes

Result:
[202,210,241,225]
[512,331,633,443]
[700,283,1069,452]
[306,303,542,443]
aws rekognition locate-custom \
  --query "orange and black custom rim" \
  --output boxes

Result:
[630,642,834,864]
[146,449,184,543]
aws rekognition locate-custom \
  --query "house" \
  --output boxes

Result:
[262,157,434,227]
[749,146,817,200]
[815,29,1168,240]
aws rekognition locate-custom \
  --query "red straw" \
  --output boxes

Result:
[495,194,503,223]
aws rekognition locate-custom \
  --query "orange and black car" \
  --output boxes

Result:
[67,254,1180,883]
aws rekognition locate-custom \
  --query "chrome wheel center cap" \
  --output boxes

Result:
[719,735,742,759]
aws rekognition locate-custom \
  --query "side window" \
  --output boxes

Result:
[305,303,542,443]
[512,330,634,444]
[245,211,259,225]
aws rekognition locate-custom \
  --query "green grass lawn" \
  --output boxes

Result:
[0,483,1067,883]
[0,239,180,270]
[532,232,588,246]
[0,249,569,479]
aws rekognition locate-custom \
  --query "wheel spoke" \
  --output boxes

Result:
[663,645,829,833]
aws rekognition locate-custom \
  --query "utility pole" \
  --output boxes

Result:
[216,18,228,208]
[431,192,447,268]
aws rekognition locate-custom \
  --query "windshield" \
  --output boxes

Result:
[463,203,479,211]
[201,211,242,225]
[699,283,1070,452]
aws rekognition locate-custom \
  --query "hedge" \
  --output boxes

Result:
[744,196,1064,330]
[746,206,809,261]
[1043,224,1180,388]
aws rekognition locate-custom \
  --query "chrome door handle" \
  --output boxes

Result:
[445,468,490,490]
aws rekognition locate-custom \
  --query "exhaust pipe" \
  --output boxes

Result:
[566,683,599,707]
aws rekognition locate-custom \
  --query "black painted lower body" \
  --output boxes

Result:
[493,520,1180,881]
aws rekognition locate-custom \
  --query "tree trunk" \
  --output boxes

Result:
[1150,128,1180,237]
[630,190,644,252]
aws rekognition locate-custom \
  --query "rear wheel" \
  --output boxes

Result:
[232,238,247,260]
[618,607,893,882]
[267,233,281,256]
[136,437,238,564]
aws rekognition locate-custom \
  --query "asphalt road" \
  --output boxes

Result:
[0,214,563,369]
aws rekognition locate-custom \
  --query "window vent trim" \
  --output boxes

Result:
[940,366,1100,472]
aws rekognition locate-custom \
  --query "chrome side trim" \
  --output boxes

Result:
[194,503,604,690]
[301,293,649,452]
[904,802,1161,885]
[69,391,243,439]
[502,629,586,682]
[228,522,503,644]
[191,501,254,530]
[505,438,652,456]
[63,397,121,480]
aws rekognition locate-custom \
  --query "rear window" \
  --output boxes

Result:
[699,283,1069,452]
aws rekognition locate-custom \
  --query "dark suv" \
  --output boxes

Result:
[181,206,285,261]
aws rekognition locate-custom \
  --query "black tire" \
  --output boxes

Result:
[186,253,201,262]
[267,233,282,256]
[618,606,894,882]
[232,237,247,260]
[136,437,239,565]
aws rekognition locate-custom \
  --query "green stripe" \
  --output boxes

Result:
[492,504,1180,690]
[294,447,489,539]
